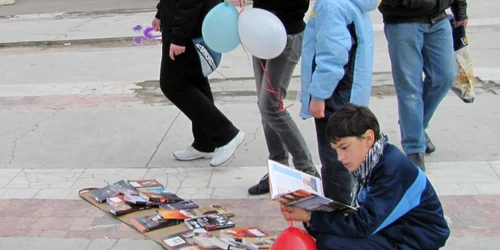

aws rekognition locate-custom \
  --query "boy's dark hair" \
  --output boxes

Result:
[326,103,381,144]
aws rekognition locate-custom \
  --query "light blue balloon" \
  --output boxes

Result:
[202,2,240,53]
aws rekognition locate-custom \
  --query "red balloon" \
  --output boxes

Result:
[272,227,316,250]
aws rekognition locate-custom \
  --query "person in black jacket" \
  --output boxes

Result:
[281,103,450,250]
[152,0,245,167]
[248,0,320,196]
[378,0,468,171]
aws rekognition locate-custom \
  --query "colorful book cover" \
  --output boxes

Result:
[184,214,235,231]
[162,229,209,249]
[130,214,181,233]
[160,200,199,210]
[138,187,184,203]
[156,209,197,220]
[242,237,277,249]
[91,180,135,203]
[220,227,269,238]
[128,179,164,189]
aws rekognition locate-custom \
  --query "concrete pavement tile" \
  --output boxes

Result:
[110,239,165,250]
[83,238,118,250]
[66,188,83,200]
[209,166,268,188]
[143,167,213,190]
[49,182,77,189]
[39,230,68,238]
[445,237,500,250]
[106,231,147,240]
[211,187,250,199]
[0,188,40,198]
[22,169,84,175]
[426,161,500,184]
[30,217,74,231]
[0,177,13,188]
[0,169,21,177]
[489,161,500,176]
[475,183,500,195]
[0,189,7,196]
[175,187,213,199]
[433,183,480,196]
[34,188,74,199]
[0,237,91,250]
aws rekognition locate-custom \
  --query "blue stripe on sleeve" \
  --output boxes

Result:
[373,169,427,234]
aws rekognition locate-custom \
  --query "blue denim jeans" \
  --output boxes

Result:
[384,18,457,155]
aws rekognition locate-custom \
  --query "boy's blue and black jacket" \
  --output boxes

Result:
[308,144,450,249]
[300,0,379,119]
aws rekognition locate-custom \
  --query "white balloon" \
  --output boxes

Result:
[238,8,287,60]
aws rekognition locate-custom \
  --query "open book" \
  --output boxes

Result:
[268,159,357,213]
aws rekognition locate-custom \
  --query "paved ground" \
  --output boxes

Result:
[1,0,500,249]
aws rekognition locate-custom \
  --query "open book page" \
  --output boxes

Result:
[267,159,323,200]
[267,159,357,213]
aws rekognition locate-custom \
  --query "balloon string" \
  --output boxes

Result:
[236,0,292,113]
[280,207,294,227]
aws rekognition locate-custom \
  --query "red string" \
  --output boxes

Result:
[280,207,294,227]
[234,0,292,112]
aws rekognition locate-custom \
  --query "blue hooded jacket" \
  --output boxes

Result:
[300,0,379,118]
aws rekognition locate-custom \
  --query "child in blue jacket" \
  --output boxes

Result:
[299,0,380,205]
[281,103,450,249]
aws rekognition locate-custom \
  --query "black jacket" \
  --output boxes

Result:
[378,0,467,24]
[155,0,221,46]
[252,0,310,35]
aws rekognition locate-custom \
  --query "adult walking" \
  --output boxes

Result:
[379,0,468,170]
[248,0,320,196]
[153,0,245,167]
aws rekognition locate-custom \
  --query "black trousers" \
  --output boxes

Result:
[159,40,239,152]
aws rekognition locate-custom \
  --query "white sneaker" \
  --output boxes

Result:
[173,146,214,161]
[210,131,246,167]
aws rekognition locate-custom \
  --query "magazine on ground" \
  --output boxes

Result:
[267,159,357,213]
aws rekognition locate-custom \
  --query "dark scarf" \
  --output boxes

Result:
[350,135,387,206]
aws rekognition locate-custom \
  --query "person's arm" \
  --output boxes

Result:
[155,1,162,20]
[307,1,352,102]
[308,170,427,237]
[450,0,468,22]
[171,0,205,46]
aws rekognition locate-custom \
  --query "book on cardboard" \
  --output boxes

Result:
[219,227,269,239]
[267,159,357,213]
[123,193,160,206]
[156,209,198,220]
[107,195,153,216]
[160,200,199,210]
[241,237,277,250]
[138,187,184,203]
[196,205,235,217]
[91,180,135,203]
[162,229,209,250]
[130,214,181,233]
[128,179,164,189]
[184,214,235,231]
[192,236,230,249]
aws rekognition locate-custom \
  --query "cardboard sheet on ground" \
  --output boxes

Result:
[79,188,221,250]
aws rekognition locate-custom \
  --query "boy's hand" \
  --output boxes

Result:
[152,18,161,32]
[310,99,325,118]
[281,205,310,222]
[169,44,186,60]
